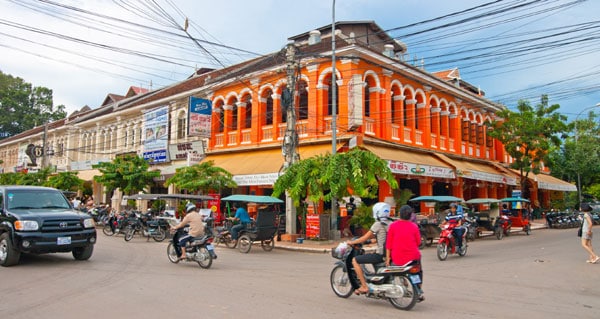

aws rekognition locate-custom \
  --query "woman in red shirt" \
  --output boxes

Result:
[386,205,424,301]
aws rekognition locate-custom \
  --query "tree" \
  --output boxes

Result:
[92,154,160,195]
[272,148,398,207]
[15,167,53,186]
[487,95,567,199]
[0,71,67,140]
[45,171,84,192]
[165,161,237,193]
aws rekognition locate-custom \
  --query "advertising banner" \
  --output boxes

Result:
[143,106,169,164]
[189,97,212,137]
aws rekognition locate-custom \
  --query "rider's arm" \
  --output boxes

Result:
[348,230,374,246]
[172,214,189,230]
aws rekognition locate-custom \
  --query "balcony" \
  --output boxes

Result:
[391,124,400,141]
[227,131,238,146]
[403,127,412,143]
[415,129,423,145]
[241,129,251,144]
[261,125,274,142]
[365,118,375,136]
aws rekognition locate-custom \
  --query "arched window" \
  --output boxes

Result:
[177,111,187,139]
[265,89,274,125]
[230,98,238,131]
[327,76,338,116]
[364,82,371,117]
[244,95,252,129]
[298,80,308,120]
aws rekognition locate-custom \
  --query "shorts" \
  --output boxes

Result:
[354,253,384,264]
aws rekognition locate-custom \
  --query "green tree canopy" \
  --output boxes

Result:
[165,161,237,193]
[487,95,567,199]
[0,70,67,139]
[92,154,160,195]
[45,171,84,192]
[272,148,398,207]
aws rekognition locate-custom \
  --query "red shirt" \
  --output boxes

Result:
[386,220,421,266]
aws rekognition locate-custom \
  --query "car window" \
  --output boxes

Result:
[7,189,71,210]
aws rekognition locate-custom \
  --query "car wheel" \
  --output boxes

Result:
[0,233,21,267]
[72,245,94,261]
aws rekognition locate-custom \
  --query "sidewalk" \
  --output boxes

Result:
[274,221,548,253]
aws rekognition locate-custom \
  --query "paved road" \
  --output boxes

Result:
[0,228,599,319]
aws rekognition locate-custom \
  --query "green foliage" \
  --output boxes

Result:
[0,172,22,185]
[165,161,237,193]
[393,188,414,207]
[487,95,567,198]
[349,204,375,230]
[92,154,160,195]
[0,71,66,140]
[273,148,398,207]
[45,171,84,191]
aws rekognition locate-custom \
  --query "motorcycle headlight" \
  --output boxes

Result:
[15,220,39,231]
[83,218,95,228]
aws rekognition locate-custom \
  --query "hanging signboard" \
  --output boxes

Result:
[189,97,212,138]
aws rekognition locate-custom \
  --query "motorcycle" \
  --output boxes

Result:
[124,213,167,242]
[167,228,216,269]
[329,242,423,311]
[494,214,512,239]
[463,216,478,242]
[436,222,467,261]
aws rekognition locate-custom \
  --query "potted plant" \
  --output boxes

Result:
[349,204,375,236]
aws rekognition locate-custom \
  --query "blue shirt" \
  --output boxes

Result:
[445,211,463,224]
[235,207,251,224]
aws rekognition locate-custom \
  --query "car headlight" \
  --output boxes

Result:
[83,218,95,228]
[15,220,39,231]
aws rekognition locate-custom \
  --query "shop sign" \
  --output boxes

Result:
[387,160,455,178]
[233,173,279,186]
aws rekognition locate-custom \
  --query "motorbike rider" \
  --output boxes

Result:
[386,205,423,301]
[170,203,205,260]
[445,203,465,250]
[346,202,391,295]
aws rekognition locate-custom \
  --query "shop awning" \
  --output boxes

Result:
[202,144,332,186]
[531,173,577,192]
[363,145,455,179]
[434,153,517,185]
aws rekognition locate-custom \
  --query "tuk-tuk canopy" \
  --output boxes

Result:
[466,198,501,204]
[500,197,530,203]
[123,193,214,201]
[221,194,283,204]
[409,195,464,203]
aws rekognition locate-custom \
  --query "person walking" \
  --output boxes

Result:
[580,203,599,264]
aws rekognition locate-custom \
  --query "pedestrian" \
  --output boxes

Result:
[580,203,599,264]
[345,197,357,237]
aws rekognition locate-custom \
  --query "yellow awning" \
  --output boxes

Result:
[363,145,455,179]
[77,169,101,181]
[532,172,577,192]
[202,144,332,176]
[434,153,517,185]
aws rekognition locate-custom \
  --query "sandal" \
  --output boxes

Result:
[354,287,369,295]
[593,256,600,264]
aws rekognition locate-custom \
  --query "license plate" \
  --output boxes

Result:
[57,237,71,245]
[409,274,421,284]
[207,244,214,251]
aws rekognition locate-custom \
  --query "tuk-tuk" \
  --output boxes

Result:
[409,195,464,248]
[499,197,532,235]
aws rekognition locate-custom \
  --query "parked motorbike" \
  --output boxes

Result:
[167,228,215,269]
[494,214,512,239]
[206,218,236,248]
[329,242,423,311]
[463,216,478,242]
[436,223,467,261]
[124,213,167,242]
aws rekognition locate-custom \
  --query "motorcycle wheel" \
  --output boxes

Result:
[152,228,167,242]
[167,243,180,263]
[437,242,448,261]
[388,275,418,311]
[330,265,353,298]
[525,224,531,235]
[124,228,135,242]
[223,233,236,249]
[261,238,274,251]
[419,233,426,250]
[238,234,252,253]
[196,247,212,269]
[102,225,115,236]
[458,243,467,256]
[505,227,511,236]
[495,227,503,240]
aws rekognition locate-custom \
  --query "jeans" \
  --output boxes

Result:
[452,227,465,249]
[231,223,248,240]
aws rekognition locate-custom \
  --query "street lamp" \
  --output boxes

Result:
[575,102,600,208]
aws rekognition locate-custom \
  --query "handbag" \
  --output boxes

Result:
[577,224,583,237]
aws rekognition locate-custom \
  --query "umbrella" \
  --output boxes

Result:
[466,198,500,204]
[409,195,464,203]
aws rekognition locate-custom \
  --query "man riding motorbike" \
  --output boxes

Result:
[346,202,391,295]
[170,203,205,260]
[445,203,465,250]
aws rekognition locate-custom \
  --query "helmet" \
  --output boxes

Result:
[372,202,391,221]
[185,203,196,214]
[450,203,457,208]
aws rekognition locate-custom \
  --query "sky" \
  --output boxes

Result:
[1,0,599,121]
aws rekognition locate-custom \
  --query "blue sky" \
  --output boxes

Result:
[1,0,598,120]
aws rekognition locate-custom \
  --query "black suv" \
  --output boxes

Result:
[0,186,97,266]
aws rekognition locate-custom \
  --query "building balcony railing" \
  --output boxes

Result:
[227,131,237,146]
[261,125,273,142]
[365,118,375,136]
[430,133,437,149]
[241,129,251,144]
[391,124,400,141]
[215,133,224,147]
[415,129,423,145]
[439,135,447,150]
[403,127,412,143]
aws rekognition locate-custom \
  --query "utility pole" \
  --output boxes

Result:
[283,42,300,235]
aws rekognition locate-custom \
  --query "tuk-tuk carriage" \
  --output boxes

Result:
[409,195,464,248]
[499,197,532,235]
